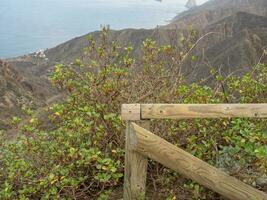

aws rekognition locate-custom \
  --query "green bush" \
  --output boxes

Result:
[0,28,266,199]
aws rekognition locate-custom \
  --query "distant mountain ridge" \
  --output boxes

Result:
[1,0,267,129]
[167,0,267,29]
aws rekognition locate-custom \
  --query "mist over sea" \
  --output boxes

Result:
[0,0,208,58]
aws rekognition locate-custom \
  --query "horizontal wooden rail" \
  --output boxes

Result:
[121,104,267,120]
[129,123,267,200]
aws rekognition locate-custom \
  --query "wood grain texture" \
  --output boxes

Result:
[123,121,150,200]
[131,123,267,200]
[141,104,267,119]
[121,104,141,121]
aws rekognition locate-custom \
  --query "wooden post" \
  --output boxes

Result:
[130,123,267,200]
[123,104,150,200]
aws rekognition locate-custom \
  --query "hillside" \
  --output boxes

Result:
[191,11,267,77]
[0,60,35,130]
[1,0,267,128]
[167,0,267,29]
[8,0,267,74]
[0,59,59,130]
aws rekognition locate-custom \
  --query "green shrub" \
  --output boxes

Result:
[0,28,266,199]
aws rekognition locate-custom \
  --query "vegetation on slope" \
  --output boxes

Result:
[0,28,266,199]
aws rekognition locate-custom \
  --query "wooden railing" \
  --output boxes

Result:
[121,104,267,200]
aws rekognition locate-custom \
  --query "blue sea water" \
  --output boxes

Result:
[0,0,208,58]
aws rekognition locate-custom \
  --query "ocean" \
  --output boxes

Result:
[0,0,208,58]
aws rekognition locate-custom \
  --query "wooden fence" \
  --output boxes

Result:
[121,104,267,200]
